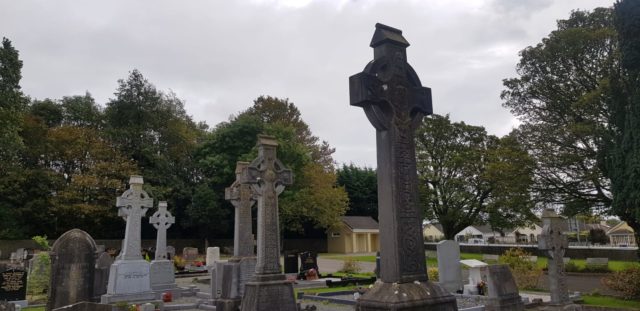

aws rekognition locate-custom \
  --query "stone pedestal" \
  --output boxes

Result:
[240,274,296,311]
[101,260,155,303]
[150,260,177,290]
[356,281,457,311]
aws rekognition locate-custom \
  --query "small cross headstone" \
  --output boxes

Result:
[47,229,98,310]
[349,23,456,310]
[239,135,296,311]
[101,176,155,303]
[538,208,571,306]
[149,201,175,261]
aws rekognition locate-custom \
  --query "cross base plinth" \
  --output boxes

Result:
[356,281,458,311]
[240,274,297,311]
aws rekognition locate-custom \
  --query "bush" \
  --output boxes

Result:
[499,248,542,290]
[340,257,361,275]
[428,267,439,282]
[564,260,581,273]
[602,266,640,299]
[27,252,51,298]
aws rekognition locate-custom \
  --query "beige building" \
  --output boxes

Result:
[607,222,637,246]
[423,223,445,242]
[327,216,380,254]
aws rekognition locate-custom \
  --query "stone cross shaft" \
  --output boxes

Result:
[150,201,175,260]
[538,209,570,305]
[116,175,154,261]
[241,135,293,275]
[349,23,432,284]
[226,161,256,258]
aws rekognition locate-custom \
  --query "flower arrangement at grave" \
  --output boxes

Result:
[172,255,186,271]
[476,280,487,296]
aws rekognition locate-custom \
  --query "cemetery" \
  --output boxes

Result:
[2,1,640,311]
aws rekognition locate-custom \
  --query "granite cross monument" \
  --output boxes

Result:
[149,201,178,291]
[539,209,576,309]
[239,135,295,311]
[349,23,457,310]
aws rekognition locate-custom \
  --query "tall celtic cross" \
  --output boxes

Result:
[150,201,175,260]
[225,161,256,258]
[539,209,570,305]
[116,175,154,261]
[241,135,293,276]
[349,23,432,284]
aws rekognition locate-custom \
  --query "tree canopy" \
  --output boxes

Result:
[416,114,536,239]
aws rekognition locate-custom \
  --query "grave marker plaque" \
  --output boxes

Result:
[0,268,26,302]
[350,23,456,310]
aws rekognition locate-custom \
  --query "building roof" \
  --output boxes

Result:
[341,216,379,230]
[425,223,444,233]
[474,225,497,234]
[607,222,635,235]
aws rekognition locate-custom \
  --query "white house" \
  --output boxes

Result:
[423,223,445,242]
[455,224,543,244]
[455,225,499,244]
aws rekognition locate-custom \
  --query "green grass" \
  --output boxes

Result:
[582,294,640,310]
[23,307,45,311]
[330,271,375,278]
[321,252,639,273]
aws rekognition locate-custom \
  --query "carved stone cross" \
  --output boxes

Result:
[241,135,293,276]
[116,175,154,260]
[226,161,257,258]
[349,23,431,284]
[149,201,175,260]
[539,208,570,305]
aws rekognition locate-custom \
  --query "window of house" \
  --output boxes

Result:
[331,232,341,238]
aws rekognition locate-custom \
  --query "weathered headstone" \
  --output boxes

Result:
[166,246,175,260]
[47,229,98,311]
[206,247,220,268]
[349,23,456,310]
[479,264,524,311]
[239,135,296,311]
[93,252,113,300]
[539,209,577,308]
[101,175,155,303]
[182,247,199,266]
[149,201,178,291]
[482,254,500,263]
[437,240,463,293]
[0,268,27,303]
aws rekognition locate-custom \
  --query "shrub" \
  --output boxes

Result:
[499,248,542,290]
[564,260,581,273]
[602,266,640,299]
[26,252,51,298]
[339,257,361,275]
[427,267,439,282]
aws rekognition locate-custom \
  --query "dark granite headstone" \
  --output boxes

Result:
[283,251,298,274]
[93,252,113,299]
[47,229,98,311]
[299,252,318,274]
[349,23,456,310]
[479,264,524,311]
[0,268,27,301]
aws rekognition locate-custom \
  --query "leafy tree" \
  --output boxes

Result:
[416,114,536,239]
[105,70,203,238]
[336,164,378,219]
[607,0,640,257]
[194,96,348,237]
[0,37,27,165]
[60,93,102,128]
[501,8,617,214]
[0,37,27,238]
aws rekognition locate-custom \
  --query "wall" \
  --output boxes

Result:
[424,242,639,261]
[0,238,328,259]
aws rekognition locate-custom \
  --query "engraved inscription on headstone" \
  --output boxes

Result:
[0,268,27,302]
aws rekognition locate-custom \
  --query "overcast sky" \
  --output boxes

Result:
[1,0,613,167]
